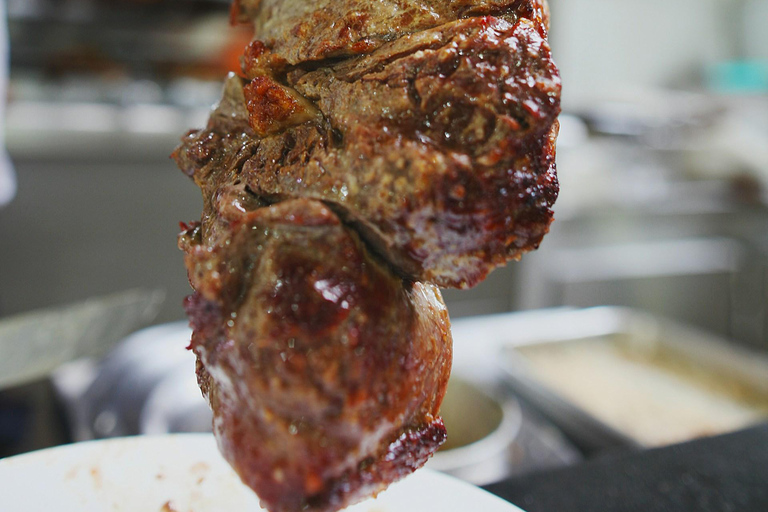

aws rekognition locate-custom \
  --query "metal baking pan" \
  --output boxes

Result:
[457,307,768,454]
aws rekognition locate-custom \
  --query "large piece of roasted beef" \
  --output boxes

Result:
[175,0,560,511]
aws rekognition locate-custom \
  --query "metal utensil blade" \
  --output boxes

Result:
[0,289,165,389]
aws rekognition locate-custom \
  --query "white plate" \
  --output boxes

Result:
[0,434,524,512]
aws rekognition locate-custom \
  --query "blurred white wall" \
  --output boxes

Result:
[743,0,768,59]
[548,0,742,104]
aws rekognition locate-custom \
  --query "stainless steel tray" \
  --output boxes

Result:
[451,307,768,454]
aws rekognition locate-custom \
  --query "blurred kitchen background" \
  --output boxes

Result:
[1,0,767,492]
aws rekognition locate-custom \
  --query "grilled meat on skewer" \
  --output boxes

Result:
[175,1,560,510]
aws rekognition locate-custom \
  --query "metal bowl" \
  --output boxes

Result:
[427,377,522,485]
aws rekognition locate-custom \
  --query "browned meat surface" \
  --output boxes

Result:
[179,197,452,512]
[232,0,550,65]
[241,15,560,288]
[181,204,451,512]
[175,1,560,510]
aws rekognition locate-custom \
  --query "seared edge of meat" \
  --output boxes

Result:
[231,0,550,65]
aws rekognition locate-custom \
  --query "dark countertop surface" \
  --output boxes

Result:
[484,423,768,512]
